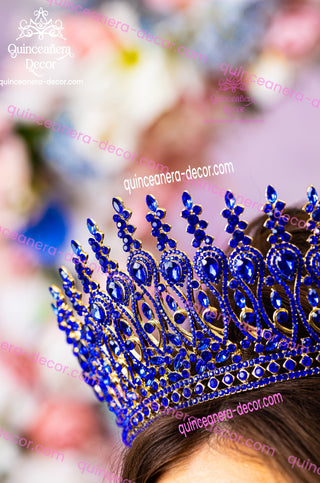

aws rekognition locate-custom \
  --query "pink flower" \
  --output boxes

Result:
[266,6,320,58]
[28,399,104,450]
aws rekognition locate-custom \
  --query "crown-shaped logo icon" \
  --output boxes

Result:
[49,186,320,446]
[16,8,65,41]
[218,75,248,93]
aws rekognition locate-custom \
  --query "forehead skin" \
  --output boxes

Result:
[156,441,288,483]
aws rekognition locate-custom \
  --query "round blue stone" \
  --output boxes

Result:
[275,310,288,324]
[268,362,280,373]
[174,311,186,324]
[238,370,248,381]
[208,378,218,389]
[284,359,296,371]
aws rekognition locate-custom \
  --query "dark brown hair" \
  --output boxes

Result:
[119,208,320,483]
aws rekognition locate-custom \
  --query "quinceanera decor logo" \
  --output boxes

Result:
[206,75,263,123]
[8,7,73,78]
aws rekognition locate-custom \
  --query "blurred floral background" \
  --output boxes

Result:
[0,0,320,481]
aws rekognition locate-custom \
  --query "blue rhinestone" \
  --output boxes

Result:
[308,289,319,307]
[312,208,320,222]
[119,320,132,337]
[265,338,279,351]
[238,370,248,381]
[225,191,235,209]
[198,338,211,351]
[201,257,219,281]
[284,359,296,371]
[165,295,177,311]
[146,195,158,212]
[171,392,179,403]
[301,356,312,367]
[223,374,234,385]
[234,290,246,308]
[87,218,97,235]
[195,384,204,394]
[233,257,254,282]
[144,323,154,334]
[268,362,280,373]
[174,311,186,324]
[208,378,218,389]
[163,261,181,283]
[203,310,217,323]
[150,356,165,365]
[276,310,288,324]
[167,333,182,346]
[307,186,318,205]
[232,354,241,363]
[142,302,153,320]
[188,214,199,225]
[193,205,202,214]
[201,350,211,363]
[275,251,296,278]
[90,302,105,321]
[182,191,193,210]
[216,350,229,363]
[266,185,277,203]
[49,286,60,301]
[107,281,124,303]
[198,291,209,308]
[173,354,184,370]
[241,339,251,349]
[71,240,82,256]
[183,388,191,398]
[242,311,255,324]
[265,277,274,287]
[211,342,220,351]
[271,290,282,309]
[112,198,123,214]
[253,366,264,378]
[131,262,147,283]
[196,359,206,374]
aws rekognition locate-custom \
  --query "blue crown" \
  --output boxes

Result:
[49,185,320,446]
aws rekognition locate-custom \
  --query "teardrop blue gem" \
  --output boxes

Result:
[234,257,254,282]
[146,195,158,212]
[71,240,82,256]
[166,295,177,311]
[234,290,246,308]
[198,291,209,308]
[107,281,124,303]
[182,191,193,210]
[266,185,277,203]
[87,218,97,235]
[142,302,153,320]
[308,289,319,307]
[163,261,181,283]
[201,257,219,281]
[275,251,296,278]
[270,290,282,309]
[131,262,148,283]
[112,197,123,214]
[216,350,229,363]
[225,191,235,209]
[307,186,318,205]
[90,302,105,321]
